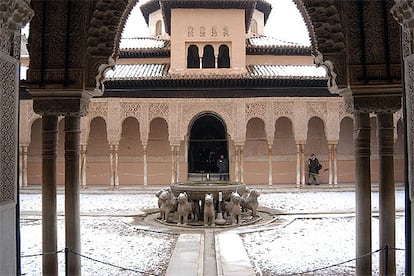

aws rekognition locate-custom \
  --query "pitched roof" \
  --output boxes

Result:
[105,63,327,81]
[118,35,311,58]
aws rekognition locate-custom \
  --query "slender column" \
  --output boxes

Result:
[65,116,81,276]
[199,58,203,69]
[143,145,148,186]
[80,145,87,187]
[328,144,333,186]
[42,115,58,276]
[171,146,175,184]
[23,146,28,187]
[300,144,306,185]
[296,143,301,187]
[20,145,28,187]
[377,112,396,276]
[109,145,115,186]
[268,145,273,186]
[19,146,22,187]
[113,144,119,187]
[235,146,240,182]
[240,146,244,183]
[333,144,338,186]
[354,112,372,276]
[175,146,180,182]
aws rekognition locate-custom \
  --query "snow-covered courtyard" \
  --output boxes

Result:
[20,188,406,275]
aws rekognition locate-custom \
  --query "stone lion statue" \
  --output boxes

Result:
[156,188,177,222]
[204,194,215,227]
[240,188,260,216]
[224,192,242,225]
[177,192,192,225]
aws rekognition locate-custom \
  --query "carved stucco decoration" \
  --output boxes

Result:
[294,0,344,91]
[0,60,18,202]
[87,0,130,94]
[89,102,108,119]
[121,102,141,119]
[0,0,33,57]
[307,102,327,120]
[393,0,414,199]
[245,102,266,121]
[273,102,294,120]
[149,103,169,121]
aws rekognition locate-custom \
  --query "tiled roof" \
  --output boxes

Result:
[248,35,308,48]
[120,37,169,50]
[247,65,326,79]
[105,64,169,80]
[105,64,326,81]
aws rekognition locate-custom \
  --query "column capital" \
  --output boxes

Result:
[341,87,401,114]
[30,90,94,116]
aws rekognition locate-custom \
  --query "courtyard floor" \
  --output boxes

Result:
[19,184,406,275]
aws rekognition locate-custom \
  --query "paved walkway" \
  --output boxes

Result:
[165,230,255,276]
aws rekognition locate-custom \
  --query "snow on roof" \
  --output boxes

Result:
[119,37,169,50]
[247,35,308,48]
[105,64,326,81]
[105,64,168,80]
[248,64,327,79]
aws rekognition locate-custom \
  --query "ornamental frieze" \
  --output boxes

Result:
[307,102,327,118]
[89,102,108,118]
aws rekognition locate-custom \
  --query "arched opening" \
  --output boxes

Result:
[187,44,200,68]
[250,18,258,34]
[119,117,143,185]
[155,20,162,36]
[147,117,170,184]
[218,44,230,68]
[337,117,354,182]
[188,114,227,178]
[202,45,215,68]
[245,118,268,183]
[27,118,42,185]
[87,117,110,185]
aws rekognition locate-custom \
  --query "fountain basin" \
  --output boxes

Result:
[171,181,246,201]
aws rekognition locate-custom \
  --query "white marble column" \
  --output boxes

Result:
[300,144,306,185]
[20,145,28,187]
[113,144,119,187]
[268,145,273,186]
[109,144,114,186]
[235,145,240,182]
[171,145,176,184]
[80,144,87,187]
[333,143,338,186]
[240,146,244,184]
[328,144,333,186]
[143,145,148,186]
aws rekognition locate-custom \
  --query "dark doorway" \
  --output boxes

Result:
[188,114,227,175]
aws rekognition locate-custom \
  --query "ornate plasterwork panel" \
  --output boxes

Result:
[121,102,141,119]
[0,58,18,203]
[307,102,327,120]
[273,102,294,120]
[245,102,266,121]
[89,102,108,119]
[149,103,169,121]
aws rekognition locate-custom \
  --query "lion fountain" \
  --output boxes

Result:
[155,182,260,227]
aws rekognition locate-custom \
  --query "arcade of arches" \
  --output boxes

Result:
[19,98,405,186]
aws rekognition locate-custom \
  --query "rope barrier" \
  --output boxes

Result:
[21,249,64,258]
[284,247,383,276]
[68,249,156,275]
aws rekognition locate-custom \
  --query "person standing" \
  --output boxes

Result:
[216,154,229,181]
[307,153,322,185]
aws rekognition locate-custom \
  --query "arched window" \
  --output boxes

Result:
[155,20,162,36]
[202,45,215,68]
[250,18,258,34]
[187,45,200,68]
[218,45,230,68]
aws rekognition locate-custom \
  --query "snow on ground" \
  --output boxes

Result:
[20,189,406,275]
